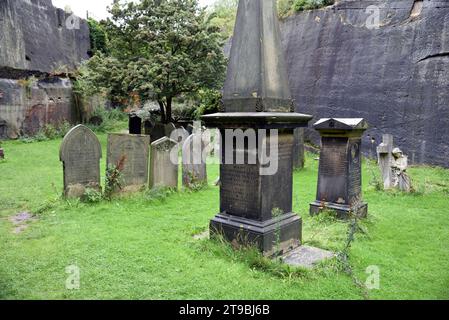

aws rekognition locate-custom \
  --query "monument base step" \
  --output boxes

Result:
[310,201,368,219]
[210,212,302,257]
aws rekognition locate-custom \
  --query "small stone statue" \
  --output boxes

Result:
[391,148,412,192]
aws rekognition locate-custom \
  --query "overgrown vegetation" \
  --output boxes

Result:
[87,18,109,55]
[20,121,71,143]
[104,156,126,200]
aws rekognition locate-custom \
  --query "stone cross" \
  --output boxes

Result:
[310,118,369,218]
[202,0,312,256]
[107,133,150,192]
[376,134,394,189]
[149,137,178,189]
[59,125,102,198]
[182,133,208,188]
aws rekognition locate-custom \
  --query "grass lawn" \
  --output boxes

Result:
[0,134,448,300]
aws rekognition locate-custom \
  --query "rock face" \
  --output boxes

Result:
[0,0,91,139]
[0,0,90,73]
[281,0,449,167]
[0,77,76,138]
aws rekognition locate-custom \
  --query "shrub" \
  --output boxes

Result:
[293,0,334,12]
[82,188,103,204]
[104,156,126,200]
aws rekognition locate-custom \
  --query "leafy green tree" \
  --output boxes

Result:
[87,18,109,55]
[81,0,226,123]
[208,0,238,38]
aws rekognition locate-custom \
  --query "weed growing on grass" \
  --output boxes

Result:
[144,187,176,202]
[271,208,284,257]
[34,197,61,215]
[104,156,126,200]
[82,188,103,204]
[334,214,370,299]
[368,165,384,192]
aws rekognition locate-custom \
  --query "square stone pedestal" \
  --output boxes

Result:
[210,212,302,257]
[310,201,368,219]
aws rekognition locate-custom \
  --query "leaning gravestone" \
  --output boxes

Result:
[59,125,102,198]
[150,137,178,189]
[182,133,207,188]
[310,118,368,218]
[107,133,150,192]
[377,134,394,189]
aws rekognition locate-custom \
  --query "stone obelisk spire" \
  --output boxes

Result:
[223,0,293,113]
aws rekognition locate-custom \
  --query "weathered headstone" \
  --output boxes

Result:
[129,115,142,134]
[182,133,207,188]
[202,0,312,256]
[149,137,178,189]
[59,125,102,198]
[0,147,4,159]
[107,133,150,192]
[310,118,369,218]
[377,134,394,189]
[292,128,305,169]
[192,121,202,134]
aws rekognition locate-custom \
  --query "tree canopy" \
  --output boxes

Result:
[79,0,227,123]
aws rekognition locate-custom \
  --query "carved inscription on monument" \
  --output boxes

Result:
[59,125,102,197]
[317,137,348,203]
[107,134,150,188]
[319,137,348,177]
[221,163,260,218]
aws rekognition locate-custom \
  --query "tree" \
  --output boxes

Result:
[82,0,226,123]
[208,0,238,38]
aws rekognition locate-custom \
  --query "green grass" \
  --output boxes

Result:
[0,135,448,300]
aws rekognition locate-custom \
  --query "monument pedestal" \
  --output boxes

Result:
[309,118,369,219]
[310,201,368,219]
[211,212,301,257]
[203,113,312,256]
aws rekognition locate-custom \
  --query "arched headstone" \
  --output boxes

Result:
[182,133,208,188]
[59,125,102,198]
[107,133,150,192]
[150,137,178,189]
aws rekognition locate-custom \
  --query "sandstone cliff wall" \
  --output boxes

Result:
[281,0,449,167]
[0,0,91,138]
[0,0,90,74]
